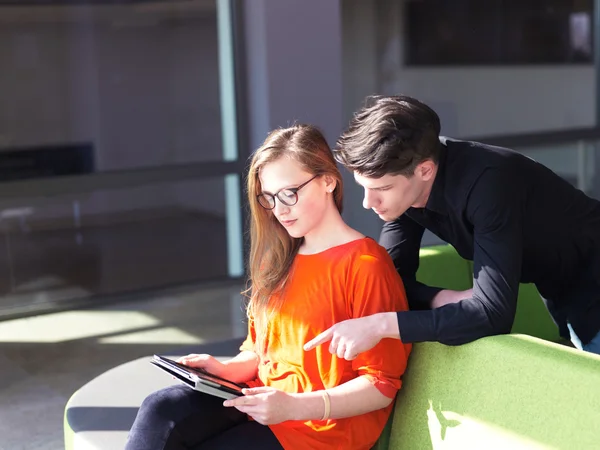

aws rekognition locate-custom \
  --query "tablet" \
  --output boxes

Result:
[150,355,247,400]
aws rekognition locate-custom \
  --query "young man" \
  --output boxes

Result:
[304,95,600,356]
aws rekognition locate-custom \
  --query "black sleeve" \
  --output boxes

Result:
[397,169,523,345]
[379,214,442,310]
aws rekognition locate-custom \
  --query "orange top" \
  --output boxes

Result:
[240,237,411,450]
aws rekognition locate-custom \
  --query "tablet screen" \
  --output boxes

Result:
[152,355,247,394]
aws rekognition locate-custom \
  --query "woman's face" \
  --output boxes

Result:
[258,157,333,239]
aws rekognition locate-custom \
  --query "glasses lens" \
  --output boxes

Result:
[257,194,275,209]
[277,190,298,206]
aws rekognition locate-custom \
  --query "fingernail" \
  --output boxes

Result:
[223,401,231,407]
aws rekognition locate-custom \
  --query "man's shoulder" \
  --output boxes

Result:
[442,137,533,190]
[442,136,532,169]
[443,136,516,159]
[435,138,535,218]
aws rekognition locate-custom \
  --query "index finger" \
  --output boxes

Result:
[303,327,334,351]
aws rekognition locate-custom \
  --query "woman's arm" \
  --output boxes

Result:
[224,375,392,424]
[220,350,260,383]
[290,375,391,420]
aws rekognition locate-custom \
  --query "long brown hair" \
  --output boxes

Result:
[244,124,343,353]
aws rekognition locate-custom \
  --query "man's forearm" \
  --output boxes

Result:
[402,277,443,310]
[396,295,514,345]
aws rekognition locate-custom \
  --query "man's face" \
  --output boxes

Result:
[353,163,434,222]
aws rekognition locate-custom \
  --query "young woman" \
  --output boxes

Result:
[125,125,411,450]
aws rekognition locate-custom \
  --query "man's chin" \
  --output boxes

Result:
[377,212,400,222]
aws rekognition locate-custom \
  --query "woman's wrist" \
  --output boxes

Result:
[289,391,329,422]
[379,312,400,340]
[203,358,226,377]
[220,354,259,383]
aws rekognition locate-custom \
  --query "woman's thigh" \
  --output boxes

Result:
[126,384,247,450]
[194,421,283,450]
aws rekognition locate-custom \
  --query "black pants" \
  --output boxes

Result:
[125,385,283,450]
[541,256,600,346]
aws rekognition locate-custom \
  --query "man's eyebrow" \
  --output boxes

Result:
[371,185,392,190]
[354,179,391,190]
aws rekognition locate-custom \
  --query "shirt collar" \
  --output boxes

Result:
[424,138,448,215]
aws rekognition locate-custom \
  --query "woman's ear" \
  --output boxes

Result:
[323,175,336,193]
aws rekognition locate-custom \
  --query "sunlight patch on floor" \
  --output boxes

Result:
[0,310,161,343]
[98,327,204,345]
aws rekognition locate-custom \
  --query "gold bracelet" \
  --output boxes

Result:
[321,390,331,421]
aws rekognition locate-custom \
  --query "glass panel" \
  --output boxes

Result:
[515,140,600,200]
[342,0,595,136]
[405,0,593,65]
[591,143,600,200]
[0,175,239,317]
[0,0,228,179]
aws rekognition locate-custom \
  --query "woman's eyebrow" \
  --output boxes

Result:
[261,182,301,195]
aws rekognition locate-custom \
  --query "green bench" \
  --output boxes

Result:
[374,334,600,449]
[416,244,561,342]
[65,245,595,449]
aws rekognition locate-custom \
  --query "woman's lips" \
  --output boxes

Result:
[280,219,297,227]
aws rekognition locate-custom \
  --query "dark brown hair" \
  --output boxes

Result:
[335,95,441,177]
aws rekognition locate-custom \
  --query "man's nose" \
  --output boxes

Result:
[363,190,377,210]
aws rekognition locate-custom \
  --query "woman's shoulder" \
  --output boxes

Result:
[296,236,393,270]
[346,237,395,267]
[341,238,403,294]
[314,236,395,273]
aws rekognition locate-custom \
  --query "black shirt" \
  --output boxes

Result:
[380,137,600,345]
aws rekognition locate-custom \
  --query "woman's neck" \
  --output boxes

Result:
[298,208,363,255]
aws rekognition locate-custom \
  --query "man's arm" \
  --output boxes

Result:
[379,214,442,309]
[397,169,523,345]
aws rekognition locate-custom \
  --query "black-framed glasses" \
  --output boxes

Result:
[257,174,319,210]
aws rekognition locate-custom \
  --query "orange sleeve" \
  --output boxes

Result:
[348,249,412,398]
[239,315,256,353]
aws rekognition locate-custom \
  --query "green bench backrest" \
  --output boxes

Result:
[416,246,473,291]
[387,335,600,449]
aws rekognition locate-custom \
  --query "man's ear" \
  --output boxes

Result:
[417,160,436,181]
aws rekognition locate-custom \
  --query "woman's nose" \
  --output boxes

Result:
[274,199,290,216]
